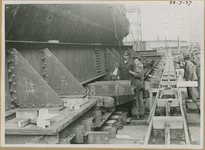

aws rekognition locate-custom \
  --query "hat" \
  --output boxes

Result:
[183,53,190,59]
[123,51,130,56]
[133,55,142,61]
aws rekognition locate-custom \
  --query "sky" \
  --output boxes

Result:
[125,1,204,43]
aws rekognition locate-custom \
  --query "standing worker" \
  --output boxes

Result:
[195,51,201,100]
[113,50,133,80]
[183,53,198,103]
[129,55,145,120]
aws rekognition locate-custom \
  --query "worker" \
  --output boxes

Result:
[195,51,201,100]
[183,53,198,103]
[113,50,133,80]
[129,55,145,119]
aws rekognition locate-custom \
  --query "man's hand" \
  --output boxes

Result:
[129,70,134,74]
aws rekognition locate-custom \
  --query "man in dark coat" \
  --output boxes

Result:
[183,53,198,103]
[129,55,145,119]
[117,50,133,80]
[195,51,201,100]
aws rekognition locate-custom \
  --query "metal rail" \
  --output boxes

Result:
[144,48,190,145]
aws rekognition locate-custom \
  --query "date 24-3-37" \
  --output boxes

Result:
[170,1,192,6]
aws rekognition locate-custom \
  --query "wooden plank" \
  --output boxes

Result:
[161,81,176,86]
[177,81,198,87]
[153,116,183,129]
[109,137,141,144]
[95,108,116,127]
[164,123,170,145]
[157,99,179,107]
[144,120,153,145]
[5,99,97,135]
[105,120,116,127]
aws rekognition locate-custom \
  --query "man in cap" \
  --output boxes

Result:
[183,53,198,103]
[113,50,133,80]
[129,55,145,119]
[195,51,201,99]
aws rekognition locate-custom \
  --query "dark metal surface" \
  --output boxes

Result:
[40,48,86,96]
[5,4,129,44]
[86,80,135,105]
[7,48,64,108]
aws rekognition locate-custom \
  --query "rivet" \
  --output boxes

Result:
[11,105,15,108]
[8,69,12,73]
[43,73,46,75]
[7,60,11,63]
[45,69,47,71]
[59,103,62,106]
[13,82,16,85]
[41,104,44,107]
[45,75,48,78]
[41,57,46,61]
[50,103,53,106]
[10,59,14,62]
[44,63,47,65]
[61,92,63,95]
[12,74,15,78]
[68,92,70,94]
[9,79,12,83]
[10,51,13,54]
[14,90,16,93]
[76,92,78,94]
[32,104,35,107]
[10,89,13,93]
[6,107,9,110]
[14,97,17,100]
[24,105,26,108]
[11,66,14,70]
[42,65,45,68]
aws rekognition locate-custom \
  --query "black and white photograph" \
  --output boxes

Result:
[1,1,204,148]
